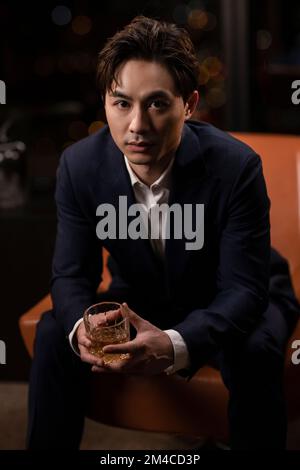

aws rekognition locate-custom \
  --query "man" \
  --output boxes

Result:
[28,16,299,450]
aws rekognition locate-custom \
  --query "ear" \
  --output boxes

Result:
[184,90,199,120]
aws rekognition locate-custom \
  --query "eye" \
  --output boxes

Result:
[149,100,168,109]
[114,100,130,109]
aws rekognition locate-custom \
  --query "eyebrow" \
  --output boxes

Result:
[108,89,172,101]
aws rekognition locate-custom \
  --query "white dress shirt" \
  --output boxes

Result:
[68,155,190,375]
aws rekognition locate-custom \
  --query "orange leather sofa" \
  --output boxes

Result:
[19,133,300,445]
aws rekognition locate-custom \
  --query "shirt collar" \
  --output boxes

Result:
[124,154,174,190]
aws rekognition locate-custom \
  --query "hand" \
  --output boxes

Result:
[76,307,122,368]
[76,320,104,369]
[92,303,174,376]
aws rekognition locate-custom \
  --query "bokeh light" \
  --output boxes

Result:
[211,72,226,83]
[198,65,210,85]
[15,142,26,152]
[51,5,72,26]
[88,121,106,135]
[4,149,19,160]
[206,87,226,108]
[202,57,223,77]
[188,9,208,30]
[72,15,92,35]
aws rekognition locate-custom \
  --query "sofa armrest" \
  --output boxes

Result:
[19,294,52,358]
[19,249,112,358]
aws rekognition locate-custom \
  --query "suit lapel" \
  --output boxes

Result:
[92,134,164,284]
[165,123,209,295]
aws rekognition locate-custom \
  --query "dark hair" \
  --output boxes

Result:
[96,15,200,103]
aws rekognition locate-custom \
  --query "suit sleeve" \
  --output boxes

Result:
[173,152,271,375]
[50,151,102,335]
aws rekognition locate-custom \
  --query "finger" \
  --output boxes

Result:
[79,345,105,367]
[94,309,121,327]
[77,325,92,347]
[121,303,144,329]
[92,355,132,373]
[91,365,113,373]
[77,336,91,348]
[101,355,146,374]
[98,362,124,373]
[102,340,142,355]
[105,308,122,323]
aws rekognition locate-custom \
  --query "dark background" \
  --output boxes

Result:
[0,0,299,380]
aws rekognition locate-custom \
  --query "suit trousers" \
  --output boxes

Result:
[27,296,294,450]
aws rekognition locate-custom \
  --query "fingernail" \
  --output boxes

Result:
[103,350,113,355]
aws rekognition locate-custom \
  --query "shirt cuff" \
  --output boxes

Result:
[163,329,190,375]
[68,318,84,356]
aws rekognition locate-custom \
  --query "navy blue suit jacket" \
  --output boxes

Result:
[51,120,271,371]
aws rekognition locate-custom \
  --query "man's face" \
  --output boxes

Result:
[104,59,197,168]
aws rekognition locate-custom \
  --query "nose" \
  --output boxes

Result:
[129,105,150,134]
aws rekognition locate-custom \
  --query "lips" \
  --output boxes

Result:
[127,141,153,146]
[126,142,154,152]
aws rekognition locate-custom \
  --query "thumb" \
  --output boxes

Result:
[121,303,144,329]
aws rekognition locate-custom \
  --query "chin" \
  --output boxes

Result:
[127,153,153,164]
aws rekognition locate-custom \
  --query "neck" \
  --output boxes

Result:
[128,152,174,187]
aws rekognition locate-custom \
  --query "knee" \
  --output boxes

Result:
[240,329,285,372]
[31,311,89,385]
[221,332,285,393]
